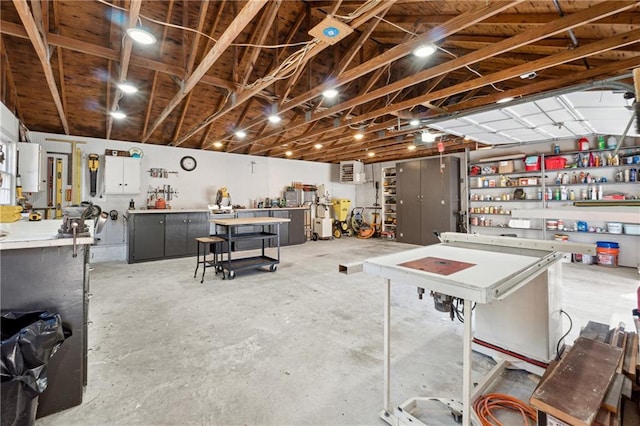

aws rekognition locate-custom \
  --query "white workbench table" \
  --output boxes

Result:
[363,242,561,426]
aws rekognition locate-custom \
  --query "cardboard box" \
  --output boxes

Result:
[498,160,514,173]
[519,177,539,186]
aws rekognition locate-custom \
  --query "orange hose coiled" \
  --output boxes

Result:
[473,393,537,426]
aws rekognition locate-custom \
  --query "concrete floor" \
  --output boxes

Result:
[37,237,638,426]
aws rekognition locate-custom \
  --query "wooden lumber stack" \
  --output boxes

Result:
[530,321,640,426]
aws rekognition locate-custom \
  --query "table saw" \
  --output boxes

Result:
[361,232,595,426]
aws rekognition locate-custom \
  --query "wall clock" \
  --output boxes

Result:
[180,156,197,171]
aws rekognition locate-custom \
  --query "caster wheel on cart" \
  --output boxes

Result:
[340,222,348,232]
[347,229,354,237]
[227,271,236,280]
[216,265,223,273]
[312,233,318,241]
[333,229,342,239]
[269,264,277,272]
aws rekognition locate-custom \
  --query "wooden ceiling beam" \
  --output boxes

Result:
[185,0,210,77]
[312,1,637,123]
[106,0,141,139]
[200,0,521,150]
[0,19,236,91]
[0,36,24,122]
[372,28,640,121]
[239,0,282,88]
[185,0,406,148]
[424,55,640,120]
[12,0,69,133]
[142,0,175,140]
[142,0,268,142]
[384,12,640,26]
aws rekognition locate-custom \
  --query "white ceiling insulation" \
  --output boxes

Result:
[428,90,638,145]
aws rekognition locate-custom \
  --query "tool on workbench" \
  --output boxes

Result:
[88,153,99,196]
[55,159,63,218]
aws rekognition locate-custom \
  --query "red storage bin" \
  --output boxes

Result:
[544,156,567,170]
[524,156,540,171]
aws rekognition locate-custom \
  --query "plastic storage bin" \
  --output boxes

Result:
[544,156,567,170]
[524,156,540,171]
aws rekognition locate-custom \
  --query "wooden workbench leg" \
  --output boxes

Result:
[463,298,472,426]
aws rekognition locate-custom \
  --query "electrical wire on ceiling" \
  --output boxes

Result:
[333,0,384,22]
[96,0,314,50]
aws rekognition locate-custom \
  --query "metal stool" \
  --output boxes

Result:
[194,236,224,283]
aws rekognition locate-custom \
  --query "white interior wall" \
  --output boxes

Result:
[23,130,358,262]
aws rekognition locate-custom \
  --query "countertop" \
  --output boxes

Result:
[0,219,94,250]
[126,209,210,214]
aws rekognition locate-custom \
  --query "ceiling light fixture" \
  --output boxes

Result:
[496,96,514,104]
[407,144,416,151]
[126,24,157,45]
[110,110,126,119]
[285,150,293,157]
[367,152,375,157]
[322,88,338,99]
[268,115,281,124]
[409,119,420,126]
[235,130,247,139]
[314,143,322,149]
[117,81,138,94]
[412,43,437,58]
[354,132,364,140]
[213,142,223,148]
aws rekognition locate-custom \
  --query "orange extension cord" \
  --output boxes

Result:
[473,393,537,426]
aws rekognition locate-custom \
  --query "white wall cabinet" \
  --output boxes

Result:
[17,142,45,192]
[104,156,141,194]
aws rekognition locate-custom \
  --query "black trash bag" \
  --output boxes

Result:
[1,311,67,426]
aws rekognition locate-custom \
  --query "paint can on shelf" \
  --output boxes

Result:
[596,241,620,267]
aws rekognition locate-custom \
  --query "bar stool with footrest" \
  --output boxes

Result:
[194,236,224,283]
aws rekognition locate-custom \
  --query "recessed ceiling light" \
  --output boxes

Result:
[268,114,281,124]
[413,43,436,58]
[322,88,338,99]
[409,119,420,126]
[314,143,322,149]
[407,144,416,151]
[213,142,223,148]
[126,25,156,45]
[110,111,126,119]
[496,96,514,104]
[285,150,292,157]
[367,152,375,157]
[117,81,138,94]
[354,132,364,140]
[235,130,246,138]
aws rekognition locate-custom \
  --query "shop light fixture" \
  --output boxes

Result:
[285,150,293,157]
[412,43,436,58]
[354,132,364,140]
[268,115,281,124]
[409,119,420,126]
[407,144,417,151]
[213,142,223,148]
[109,110,126,119]
[117,81,138,94]
[314,143,322,149]
[322,88,338,99]
[126,24,156,45]
[235,130,247,138]
[367,152,375,157]
[496,96,514,104]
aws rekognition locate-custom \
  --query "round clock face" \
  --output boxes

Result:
[180,156,197,171]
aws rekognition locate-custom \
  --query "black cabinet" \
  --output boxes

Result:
[131,214,165,261]
[165,213,209,257]
[396,157,460,245]
[271,210,290,246]
[128,212,209,263]
[287,209,306,245]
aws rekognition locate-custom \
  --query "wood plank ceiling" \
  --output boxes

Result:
[1,0,639,164]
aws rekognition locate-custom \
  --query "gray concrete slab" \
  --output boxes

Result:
[36,238,638,426]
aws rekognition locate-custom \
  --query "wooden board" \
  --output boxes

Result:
[622,332,638,381]
[530,337,624,426]
[602,374,624,414]
[398,256,476,276]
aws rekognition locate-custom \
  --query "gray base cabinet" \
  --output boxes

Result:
[396,157,460,246]
[128,212,209,263]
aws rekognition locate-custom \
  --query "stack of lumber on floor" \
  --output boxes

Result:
[529,321,639,426]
